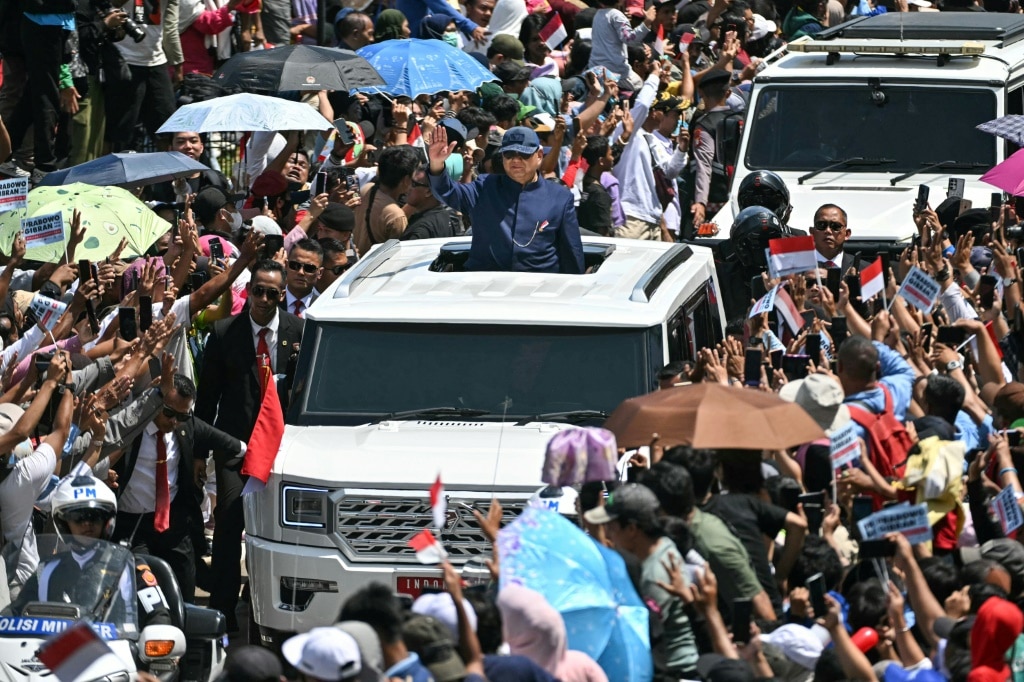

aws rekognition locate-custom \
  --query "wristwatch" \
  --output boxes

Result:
[946,360,963,372]
[1004,276,1019,287]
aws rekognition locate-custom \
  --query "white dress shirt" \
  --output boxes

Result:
[119,423,179,515]
[816,249,844,267]
[0,442,57,585]
[249,310,281,373]
[284,289,314,317]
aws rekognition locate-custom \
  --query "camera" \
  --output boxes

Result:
[96,0,147,43]
[1007,223,1024,242]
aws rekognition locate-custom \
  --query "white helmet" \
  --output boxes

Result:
[51,475,117,542]
[527,485,579,517]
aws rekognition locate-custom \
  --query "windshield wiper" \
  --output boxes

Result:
[798,157,896,185]
[515,410,609,426]
[889,160,990,186]
[379,406,492,422]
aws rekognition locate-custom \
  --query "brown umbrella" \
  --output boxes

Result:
[604,383,826,450]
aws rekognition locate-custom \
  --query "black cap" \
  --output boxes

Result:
[581,483,659,525]
[440,118,469,146]
[699,68,732,89]
[218,645,283,682]
[494,61,532,83]
[318,203,355,234]
[697,655,756,682]
[193,187,244,225]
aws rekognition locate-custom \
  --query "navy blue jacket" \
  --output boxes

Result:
[428,170,585,274]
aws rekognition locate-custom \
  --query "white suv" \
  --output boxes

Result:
[243,236,725,646]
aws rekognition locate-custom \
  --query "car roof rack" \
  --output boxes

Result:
[332,238,401,299]
[630,244,693,303]
[815,12,1024,47]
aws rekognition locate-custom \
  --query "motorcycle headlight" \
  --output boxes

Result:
[282,486,329,530]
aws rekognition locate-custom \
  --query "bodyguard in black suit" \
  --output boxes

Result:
[195,260,303,630]
[111,373,243,604]
[811,204,861,273]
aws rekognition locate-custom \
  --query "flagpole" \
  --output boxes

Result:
[814,267,823,293]
[883,285,891,312]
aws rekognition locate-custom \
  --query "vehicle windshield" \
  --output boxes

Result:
[293,322,659,425]
[745,85,996,173]
[1,535,138,640]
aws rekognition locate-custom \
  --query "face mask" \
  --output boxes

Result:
[442,32,459,47]
[226,209,243,231]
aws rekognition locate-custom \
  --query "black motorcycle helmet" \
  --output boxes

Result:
[731,206,785,269]
[737,171,792,224]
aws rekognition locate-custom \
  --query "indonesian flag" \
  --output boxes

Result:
[408,122,424,150]
[775,286,807,335]
[768,236,818,278]
[409,529,448,564]
[860,257,884,302]
[241,365,286,495]
[654,24,667,54]
[986,320,1005,359]
[37,623,120,682]
[540,13,568,50]
[430,474,446,530]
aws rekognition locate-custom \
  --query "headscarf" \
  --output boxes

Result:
[419,13,452,40]
[374,9,407,41]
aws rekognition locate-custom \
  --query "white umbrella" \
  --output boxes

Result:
[157,93,332,134]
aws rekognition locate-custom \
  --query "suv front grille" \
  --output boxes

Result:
[334,497,525,564]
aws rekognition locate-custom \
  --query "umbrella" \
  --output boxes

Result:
[981,148,1024,196]
[978,115,1024,147]
[497,506,653,682]
[212,45,385,93]
[37,152,209,189]
[157,93,332,134]
[0,183,171,262]
[542,428,618,487]
[604,383,825,450]
[353,38,498,98]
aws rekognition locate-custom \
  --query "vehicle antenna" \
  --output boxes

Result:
[492,397,511,493]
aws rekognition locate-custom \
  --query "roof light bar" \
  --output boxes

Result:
[789,39,985,56]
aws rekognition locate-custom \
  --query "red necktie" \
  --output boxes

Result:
[293,300,304,318]
[826,261,837,268]
[154,435,169,533]
[256,327,271,395]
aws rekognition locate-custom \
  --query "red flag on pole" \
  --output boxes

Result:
[242,364,285,494]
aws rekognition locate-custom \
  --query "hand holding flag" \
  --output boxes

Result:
[408,529,448,564]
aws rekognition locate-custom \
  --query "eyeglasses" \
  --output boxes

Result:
[287,260,320,274]
[812,220,846,232]
[161,404,192,422]
[65,508,108,525]
[502,151,534,160]
[250,285,282,301]
[330,262,354,275]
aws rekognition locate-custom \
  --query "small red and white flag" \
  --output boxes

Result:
[241,365,286,495]
[768,235,818,278]
[37,623,120,682]
[860,256,884,302]
[775,286,806,335]
[539,13,568,50]
[654,24,667,54]
[430,474,446,530]
[408,529,448,564]
[408,122,424,150]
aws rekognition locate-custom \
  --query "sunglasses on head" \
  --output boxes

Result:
[250,285,282,301]
[287,260,319,274]
[65,508,107,525]
[161,404,191,422]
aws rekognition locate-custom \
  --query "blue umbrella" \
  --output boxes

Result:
[38,152,210,189]
[497,506,653,682]
[353,38,498,98]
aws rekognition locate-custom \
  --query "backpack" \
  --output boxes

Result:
[690,105,746,205]
[846,384,914,494]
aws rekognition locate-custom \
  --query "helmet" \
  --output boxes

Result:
[527,485,579,517]
[51,475,117,543]
[730,206,785,269]
[737,171,792,224]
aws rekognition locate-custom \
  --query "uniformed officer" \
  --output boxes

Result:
[688,69,736,232]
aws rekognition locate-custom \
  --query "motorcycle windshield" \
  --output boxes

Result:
[0,535,138,640]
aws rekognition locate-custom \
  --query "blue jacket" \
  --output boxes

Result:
[844,341,916,457]
[429,170,585,274]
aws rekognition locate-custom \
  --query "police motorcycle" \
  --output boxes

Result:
[0,476,227,681]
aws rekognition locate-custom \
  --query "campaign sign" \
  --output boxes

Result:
[21,212,65,248]
[896,266,941,312]
[857,502,932,545]
[749,285,779,319]
[991,486,1024,535]
[0,617,117,641]
[0,178,28,213]
[29,294,66,331]
[830,422,860,469]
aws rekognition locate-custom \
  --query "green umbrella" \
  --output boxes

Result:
[0,183,171,263]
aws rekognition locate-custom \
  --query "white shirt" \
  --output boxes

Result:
[284,289,314,317]
[815,249,844,267]
[250,310,281,373]
[0,443,57,585]
[119,423,179,515]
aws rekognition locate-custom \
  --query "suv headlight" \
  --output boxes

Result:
[282,485,329,529]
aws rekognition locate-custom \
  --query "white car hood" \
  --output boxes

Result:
[272,421,572,490]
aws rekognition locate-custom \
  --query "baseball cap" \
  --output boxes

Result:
[282,627,362,682]
[318,203,356,234]
[674,23,711,46]
[494,61,532,84]
[760,624,824,670]
[750,13,777,40]
[193,187,243,225]
[334,621,385,682]
[499,126,541,155]
[412,593,478,641]
[217,645,283,682]
[697,654,756,682]
[582,483,660,525]
[488,34,525,64]
[249,215,282,236]
[700,69,732,88]
[994,383,1024,426]
[526,112,557,133]
[651,92,687,112]
[440,118,469,146]
[402,615,466,682]
[933,615,975,640]
[778,374,850,435]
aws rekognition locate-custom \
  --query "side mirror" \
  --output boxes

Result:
[138,624,186,662]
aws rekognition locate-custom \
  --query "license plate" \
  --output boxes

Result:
[396,576,445,599]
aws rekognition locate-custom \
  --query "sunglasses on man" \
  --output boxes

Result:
[288,260,320,274]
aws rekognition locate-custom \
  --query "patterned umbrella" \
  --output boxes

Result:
[978,115,1024,147]
[353,39,498,98]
